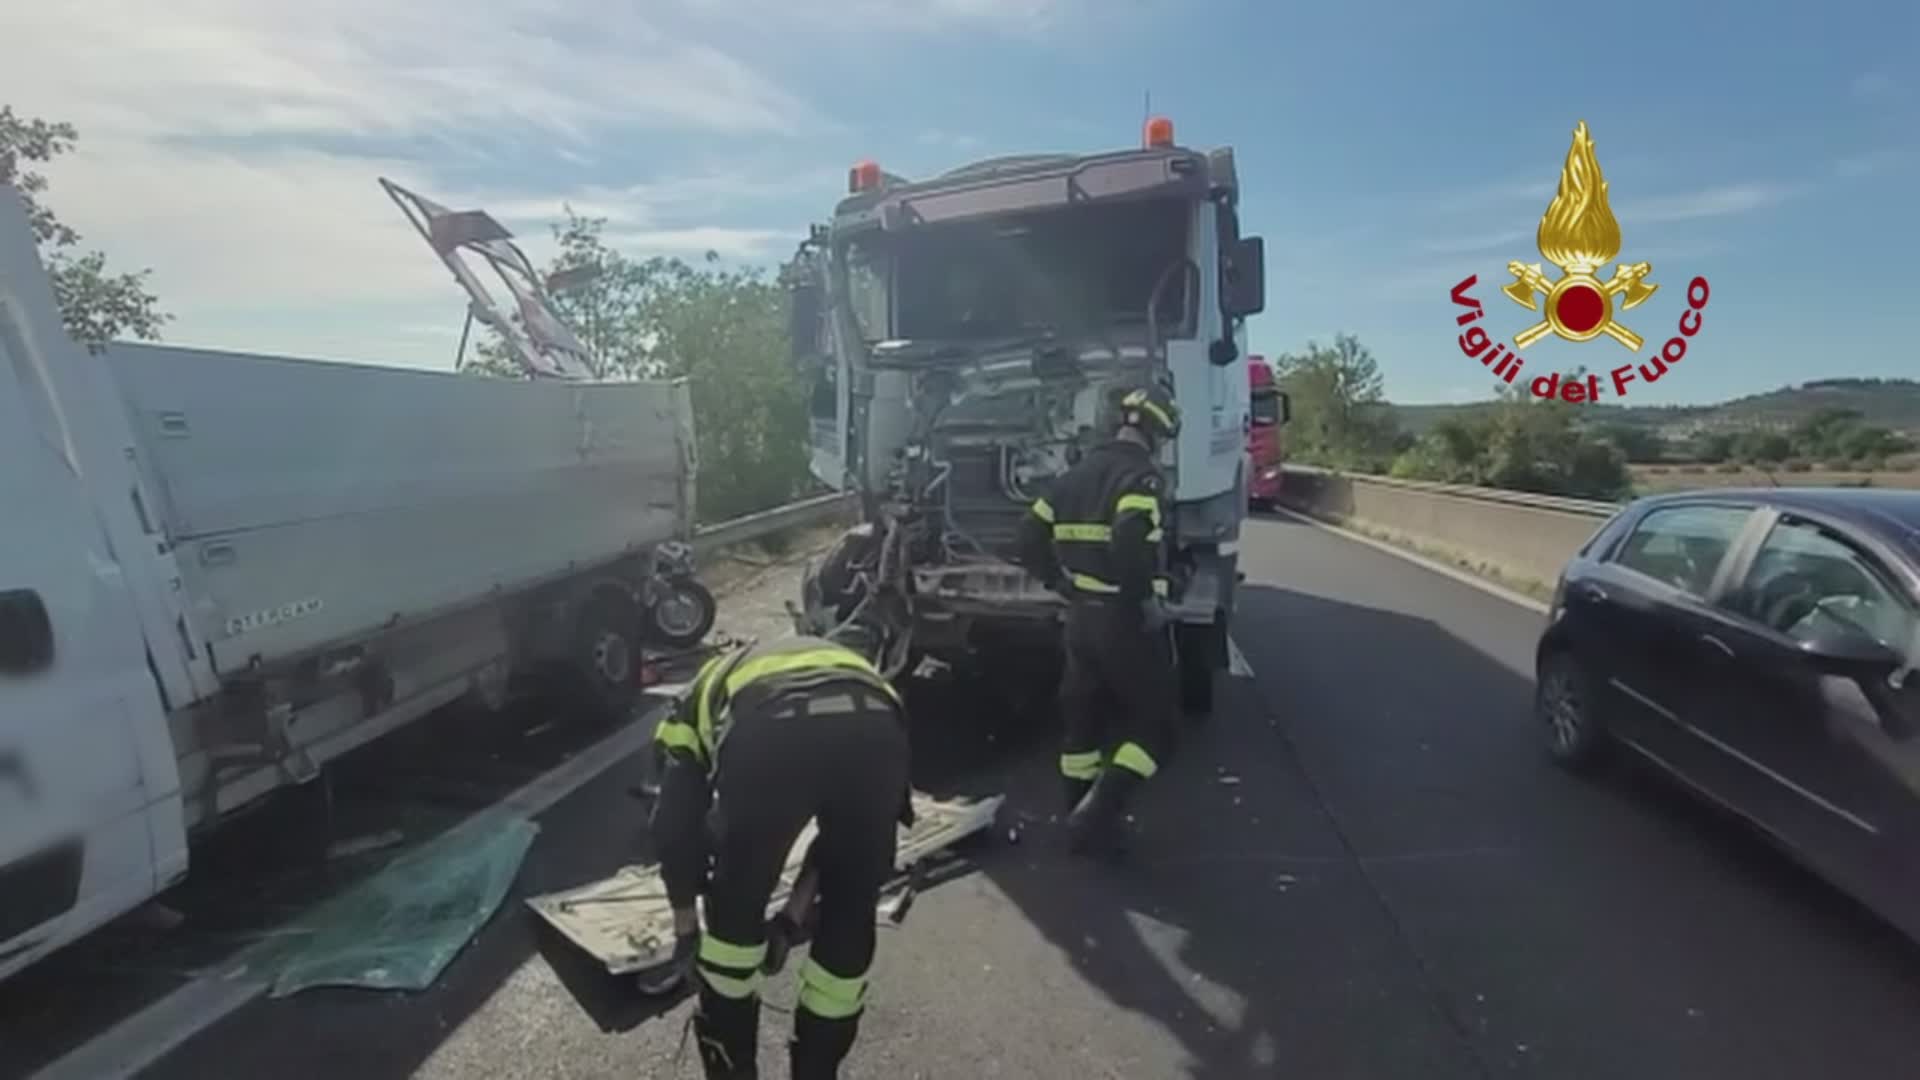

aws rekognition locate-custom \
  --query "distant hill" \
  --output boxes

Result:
[1391,378,1920,438]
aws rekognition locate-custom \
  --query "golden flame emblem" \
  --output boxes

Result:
[1502,121,1658,350]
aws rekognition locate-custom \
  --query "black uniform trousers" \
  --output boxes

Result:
[693,684,910,1079]
[1057,595,1178,804]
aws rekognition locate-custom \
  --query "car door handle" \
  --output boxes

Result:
[1575,583,1608,603]
[1699,633,1736,659]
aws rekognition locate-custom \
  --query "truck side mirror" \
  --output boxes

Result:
[1223,236,1265,318]
[788,281,824,367]
[1279,390,1292,424]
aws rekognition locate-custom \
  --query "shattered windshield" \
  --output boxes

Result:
[851,198,1191,345]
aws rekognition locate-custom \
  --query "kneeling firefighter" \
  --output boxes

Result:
[648,628,912,1079]
[1015,384,1183,855]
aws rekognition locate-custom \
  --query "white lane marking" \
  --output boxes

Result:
[31,700,671,1080]
[1267,506,1550,615]
[1227,635,1253,677]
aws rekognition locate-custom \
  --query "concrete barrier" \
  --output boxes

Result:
[1275,466,1620,596]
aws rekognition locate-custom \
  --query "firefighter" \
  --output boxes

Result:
[647,627,912,1080]
[1015,384,1182,856]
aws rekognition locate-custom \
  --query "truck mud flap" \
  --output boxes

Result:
[525,791,1003,976]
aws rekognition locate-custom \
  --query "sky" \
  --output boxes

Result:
[4,0,1916,406]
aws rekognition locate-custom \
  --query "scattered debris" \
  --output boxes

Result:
[526,793,1003,976]
[326,829,404,861]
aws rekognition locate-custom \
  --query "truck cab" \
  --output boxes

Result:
[0,188,192,981]
[1246,355,1290,509]
[786,117,1265,711]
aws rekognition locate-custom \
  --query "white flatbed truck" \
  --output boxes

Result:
[0,181,710,983]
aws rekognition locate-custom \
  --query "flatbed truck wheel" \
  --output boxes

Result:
[571,588,644,721]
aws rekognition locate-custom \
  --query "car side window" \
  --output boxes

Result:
[1610,505,1752,597]
[1724,518,1917,649]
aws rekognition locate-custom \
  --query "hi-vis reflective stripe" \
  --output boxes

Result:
[1070,572,1119,594]
[1060,750,1102,779]
[1112,741,1158,778]
[691,643,902,757]
[1123,389,1177,434]
[1115,493,1162,526]
[701,934,768,970]
[1029,498,1056,523]
[1145,528,1164,543]
[1152,577,1169,597]
[797,957,868,1019]
[699,966,762,1000]
[655,719,701,753]
[1053,523,1111,542]
[723,648,895,702]
[698,933,769,999]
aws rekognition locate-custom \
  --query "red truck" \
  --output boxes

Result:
[1246,355,1290,509]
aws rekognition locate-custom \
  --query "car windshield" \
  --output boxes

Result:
[847,198,1191,344]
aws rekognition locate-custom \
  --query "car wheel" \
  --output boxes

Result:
[1537,649,1606,771]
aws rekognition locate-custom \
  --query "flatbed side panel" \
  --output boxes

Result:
[102,346,692,672]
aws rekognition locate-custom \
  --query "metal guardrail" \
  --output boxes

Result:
[690,491,858,555]
[1282,463,1619,518]
[1276,465,1622,593]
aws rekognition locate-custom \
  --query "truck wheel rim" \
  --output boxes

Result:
[656,589,703,636]
[594,632,632,684]
[1542,667,1582,750]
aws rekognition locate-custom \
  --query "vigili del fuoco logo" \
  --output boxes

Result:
[1449,121,1711,403]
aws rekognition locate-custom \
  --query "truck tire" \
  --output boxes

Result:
[645,576,716,650]
[571,588,644,720]
[1175,622,1222,719]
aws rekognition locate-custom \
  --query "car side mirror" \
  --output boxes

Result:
[1799,624,1900,675]
[788,281,824,368]
[1223,236,1265,318]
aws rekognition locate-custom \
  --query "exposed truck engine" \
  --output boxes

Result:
[785,117,1266,713]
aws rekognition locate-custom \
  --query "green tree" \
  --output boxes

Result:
[1592,422,1665,464]
[1692,431,1734,464]
[1735,429,1792,464]
[1389,375,1631,500]
[476,211,810,522]
[1789,407,1866,461]
[1271,333,1401,472]
[0,105,169,345]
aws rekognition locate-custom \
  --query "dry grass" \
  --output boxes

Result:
[1630,465,1920,494]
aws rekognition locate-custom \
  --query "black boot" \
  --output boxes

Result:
[694,992,761,1079]
[1067,767,1143,857]
[790,1008,859,1080]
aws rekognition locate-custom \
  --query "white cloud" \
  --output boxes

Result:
[1418,227,1534,256]
[1851,71,1904,104]
[1617,182,1797,225]
[602,226,793,260]
[1833,148,1918,179]
[0,1,857,363]
[917,130,987,151]
[0,1,824,143]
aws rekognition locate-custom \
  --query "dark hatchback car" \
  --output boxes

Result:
[1535,488,1920,937]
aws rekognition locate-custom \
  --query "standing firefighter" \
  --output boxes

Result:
[1016,384,1182,855]
[648,630,912,1080]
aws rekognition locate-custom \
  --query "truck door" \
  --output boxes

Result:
[0,193,170,980]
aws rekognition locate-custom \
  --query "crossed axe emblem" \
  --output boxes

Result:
[1502,260,1658,351]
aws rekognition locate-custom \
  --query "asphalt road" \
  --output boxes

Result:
[21,511,1920,1079]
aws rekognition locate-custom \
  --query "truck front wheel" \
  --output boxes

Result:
[1174,621,1223,720]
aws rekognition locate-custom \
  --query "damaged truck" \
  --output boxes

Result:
[0,180,711,983]
[785,116,1266,713]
